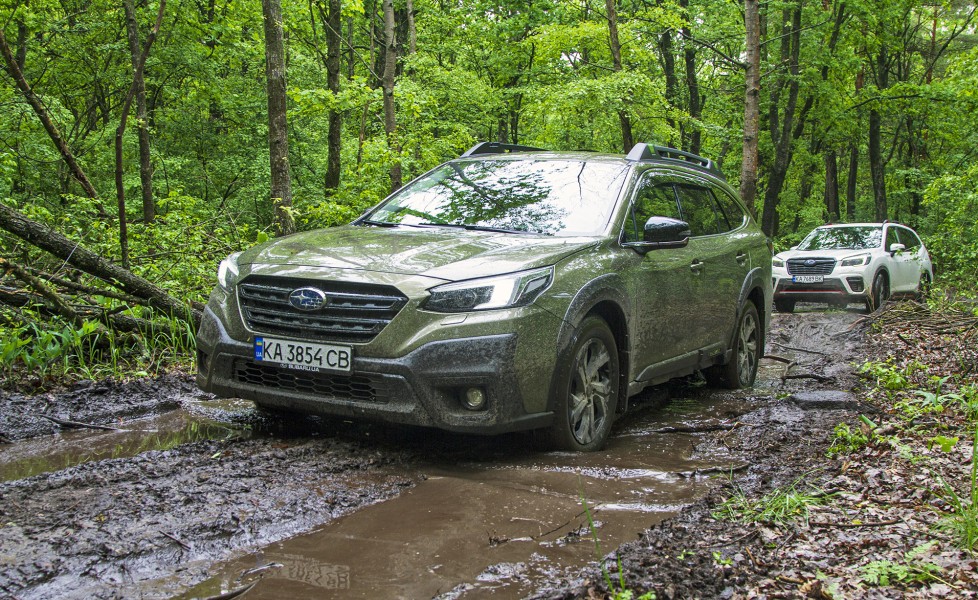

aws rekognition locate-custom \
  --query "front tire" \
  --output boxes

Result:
[774,298,795,313]
[708,302,761,389]
[868,271,890,312]
[550,316,619,452]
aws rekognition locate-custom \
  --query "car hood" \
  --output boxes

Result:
[239,225,599,282]
[776,248,876,261]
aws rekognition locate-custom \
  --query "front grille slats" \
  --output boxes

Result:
[234,360,389,403]
[786,258,836,275]
[238,276,408,343]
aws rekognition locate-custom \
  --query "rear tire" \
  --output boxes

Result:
[916,272,932,302]
[550,316,619,452]
[774,298,795,313]
[707,302,761,389]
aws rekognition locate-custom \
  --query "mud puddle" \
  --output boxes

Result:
[0,398,252,482]
[179,390,760,600]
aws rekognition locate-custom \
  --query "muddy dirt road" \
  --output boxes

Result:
[0,310,868,599]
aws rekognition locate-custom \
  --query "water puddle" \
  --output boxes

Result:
[179,388,759,600]
[0,403,251,483]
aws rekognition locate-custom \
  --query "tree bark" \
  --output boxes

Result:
[740,0,761,217]
[824,149,840,221]
[115,0,166,269]
[679,0,701,155]
[760,2,802,237]
[868,43,889,222]
[0,30,104,214]
[0,203,200,326]
[382,0,402,191]
[657,30,678,139]
[846,143,858,220]
[123,0,156,223]
[605,0,633,152]
[324,0,342,195]
[406,0,417,55]
[262,0,296,236]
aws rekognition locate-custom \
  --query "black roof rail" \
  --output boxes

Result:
[460,142,546,157]
[626,143,724,180]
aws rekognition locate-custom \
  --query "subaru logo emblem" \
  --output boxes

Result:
[805,259,816,266]
[289,287,327,311]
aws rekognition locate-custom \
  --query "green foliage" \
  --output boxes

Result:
[934,430,978,553]
[828,422,871,456]
[861,543,943,586]
[713,475,832,525]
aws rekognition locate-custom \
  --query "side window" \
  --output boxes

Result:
[710,188,746,232]
[676,184,723,236]
[624,181,681,242]
[896,227,921,250]
[885,226,901,252]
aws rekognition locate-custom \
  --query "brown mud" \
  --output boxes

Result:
[1,306,970,599]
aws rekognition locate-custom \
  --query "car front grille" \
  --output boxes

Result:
[786,258,836,275]
[237,276,408,343]
[234,359,389,403]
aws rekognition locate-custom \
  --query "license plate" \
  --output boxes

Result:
[792,275,824,283]
[254,337,352,373]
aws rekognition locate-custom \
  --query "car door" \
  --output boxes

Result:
[885,224,917,293]
[673,179,749,353]
[620,172,705,377]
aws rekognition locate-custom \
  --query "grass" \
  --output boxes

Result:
[713,473,833,526]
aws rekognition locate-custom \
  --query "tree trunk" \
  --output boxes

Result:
[740,0,761,217]
[868,106,886,221]
[605,0,633,152]
[0,30,104,214]
[325,0,342,195]
[846,143,858,220]
[123,0,156,224]
[824,149,840,222]
[657,30,678,140]
[0,203,200,326]
[759,2,803,238]
[679,0,700,155]
[406,0,417,55]
[115,0,166,270]
[382,0,402,191]
[262,0,295,236]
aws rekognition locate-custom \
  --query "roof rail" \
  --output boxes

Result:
[625,143,724,179]
[460,142,546,157]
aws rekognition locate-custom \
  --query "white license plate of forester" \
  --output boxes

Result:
[254,337,352,373]
[792,275,824,283]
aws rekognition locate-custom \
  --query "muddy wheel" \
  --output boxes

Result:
[550,316,619,452]
[707,302,761,389]
[774,298,795,313]
[916,271,931,302]
[868,271,890,312]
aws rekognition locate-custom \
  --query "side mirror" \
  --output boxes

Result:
[889,242,905,255]
[644,216,691,245]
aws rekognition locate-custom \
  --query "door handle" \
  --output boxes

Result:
[736,252,748,266]
[690,260,704,273]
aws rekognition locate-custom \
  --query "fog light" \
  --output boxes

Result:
[462,387,487,411]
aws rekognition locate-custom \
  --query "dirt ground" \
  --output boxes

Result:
[1,306,976,599]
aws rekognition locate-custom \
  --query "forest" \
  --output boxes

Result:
[0,0,977,377]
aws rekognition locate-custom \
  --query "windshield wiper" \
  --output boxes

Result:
[360,219,400,228]
[417,222,538,235]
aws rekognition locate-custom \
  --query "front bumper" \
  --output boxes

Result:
[773,273,869,303]
[196,306,554,434]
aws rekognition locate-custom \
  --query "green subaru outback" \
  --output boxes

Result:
[196,142,772,451]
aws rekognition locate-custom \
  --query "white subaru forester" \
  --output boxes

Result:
[772,222,934,313]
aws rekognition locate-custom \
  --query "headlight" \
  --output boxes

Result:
[217,251,242,291]
[840,253,870,267]
[772,257,785,268]
[424,267,554,312]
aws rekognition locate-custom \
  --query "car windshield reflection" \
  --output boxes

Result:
[798,226,882,251]
[367,159,630,236]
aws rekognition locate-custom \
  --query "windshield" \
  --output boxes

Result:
[364,158,630,236]
[798,226,882,251]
